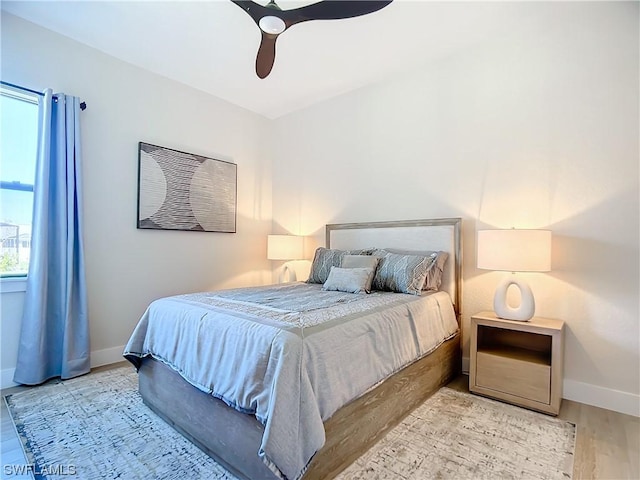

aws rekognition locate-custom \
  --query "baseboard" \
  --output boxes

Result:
[1,345,126,390]
[563,379,639,418]
[462,355,638,417]
[90,345,126,369]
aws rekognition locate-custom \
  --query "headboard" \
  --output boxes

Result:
[326,218,462,317]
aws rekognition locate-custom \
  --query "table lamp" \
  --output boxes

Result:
[477,229,551,321]
[267,234,304,282]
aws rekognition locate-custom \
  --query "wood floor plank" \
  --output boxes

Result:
[1,398,30,480]
[626,415,640,480]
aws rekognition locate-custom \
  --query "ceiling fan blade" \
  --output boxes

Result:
[281,1,392,26]
[256,32,278,79]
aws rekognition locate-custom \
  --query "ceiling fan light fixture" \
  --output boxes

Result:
[231,0,394,79]
[259,15,286,34]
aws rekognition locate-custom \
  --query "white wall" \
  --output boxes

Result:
[271,2,639,416]
[1,13,273,384]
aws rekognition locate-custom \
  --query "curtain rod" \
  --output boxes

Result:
[0,80,87,111]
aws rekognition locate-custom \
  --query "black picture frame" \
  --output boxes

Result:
[137,142,237,233]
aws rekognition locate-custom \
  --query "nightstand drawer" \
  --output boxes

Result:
[476,351,551,404]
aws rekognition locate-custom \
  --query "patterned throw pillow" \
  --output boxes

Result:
[307,248,373,284]
[322,267,374,294]
[383,249,449,291]
[371,250,437,295]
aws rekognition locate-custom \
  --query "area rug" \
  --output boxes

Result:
[5,367,575,480]
[337,387,575,480]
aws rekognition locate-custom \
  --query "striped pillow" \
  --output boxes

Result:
[307,247,374,284]
[371,250,437,295]
[383,249,448,291]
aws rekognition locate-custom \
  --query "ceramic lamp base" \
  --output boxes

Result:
[493,275,535,321]
[278,263,297,283]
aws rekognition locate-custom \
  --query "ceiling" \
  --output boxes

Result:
[2,1,563,119]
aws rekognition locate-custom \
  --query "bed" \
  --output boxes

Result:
[124,218,462,480]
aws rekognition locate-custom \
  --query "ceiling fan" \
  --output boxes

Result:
[231,0,393,79]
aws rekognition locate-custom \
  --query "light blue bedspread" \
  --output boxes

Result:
[123,282,458,480]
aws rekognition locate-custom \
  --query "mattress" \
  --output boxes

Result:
[124,282,458,480]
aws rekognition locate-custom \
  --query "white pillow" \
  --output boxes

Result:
[322,267,374,294]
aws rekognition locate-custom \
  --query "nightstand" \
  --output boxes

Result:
[469,311,565,415]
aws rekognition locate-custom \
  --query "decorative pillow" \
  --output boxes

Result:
[322,267,373,294]
[341,255,380,293]
[307,247,374,284]
[384,248,449,291]
[425,251,448,291]
[371,249,436,295]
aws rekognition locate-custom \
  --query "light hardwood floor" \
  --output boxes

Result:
[1,364,638,480]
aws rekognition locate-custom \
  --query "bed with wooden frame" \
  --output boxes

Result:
[130,218,462,480]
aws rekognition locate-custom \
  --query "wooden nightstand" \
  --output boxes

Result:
[469,311,565,415]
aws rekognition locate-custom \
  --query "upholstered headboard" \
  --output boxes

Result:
[326,218,462,317]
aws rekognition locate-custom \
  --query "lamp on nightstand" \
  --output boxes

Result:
[267,234,304,282]
[477,229,551,321]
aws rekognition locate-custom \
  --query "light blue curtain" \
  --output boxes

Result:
[13,89,89,385]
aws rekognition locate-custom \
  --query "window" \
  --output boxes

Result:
[0,87,38,277]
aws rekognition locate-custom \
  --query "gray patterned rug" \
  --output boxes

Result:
[338,388,575,479]
[5,367,575,480]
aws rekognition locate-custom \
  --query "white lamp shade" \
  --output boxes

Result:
[267,235,304,261]
[477,229,551,272]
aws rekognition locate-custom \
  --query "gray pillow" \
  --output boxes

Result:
[307,247,374,284]
[425,252,448,291]
[383,248,448,291]
[322,267,373,294]
[371,249,436,295]
[341,255,380,293]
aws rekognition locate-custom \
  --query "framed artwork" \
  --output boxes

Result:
[137,142,237,233]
